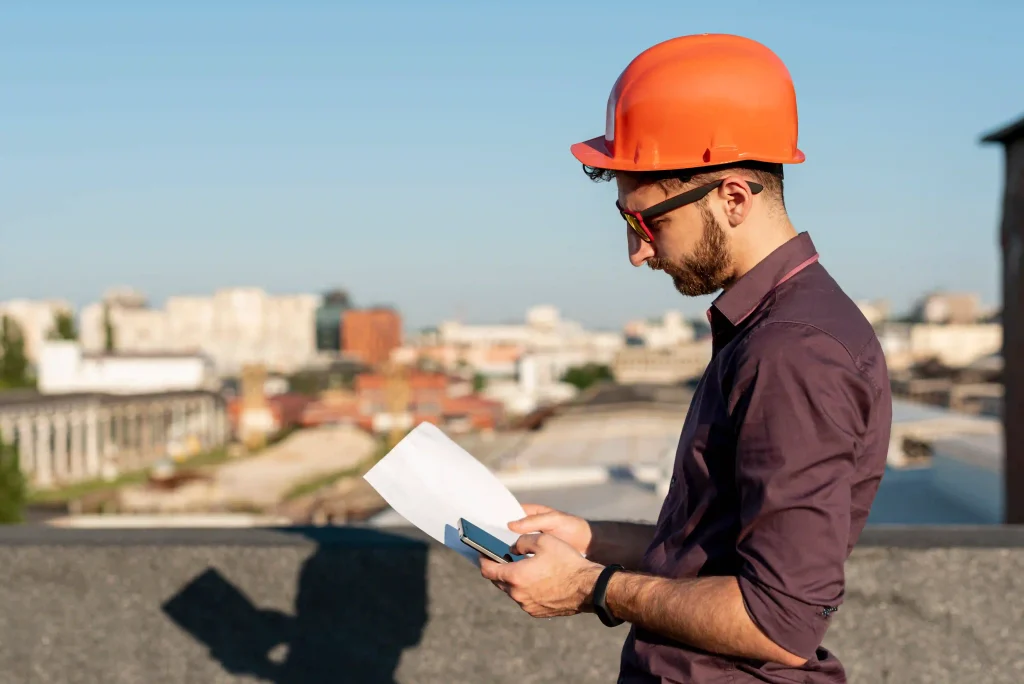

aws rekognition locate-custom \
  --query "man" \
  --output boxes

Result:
[479,34,892,683]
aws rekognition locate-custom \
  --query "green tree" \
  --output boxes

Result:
[49,310,77,341]
[472,373,488,393]
[0,316,32,389]
[103,305,116,352]
[0,433,27,524]
[561,363,614,391]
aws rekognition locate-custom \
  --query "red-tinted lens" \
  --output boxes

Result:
[620,211,651,242]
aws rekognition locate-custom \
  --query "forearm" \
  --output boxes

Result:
[585,521,655,570]
[603,572,806,668]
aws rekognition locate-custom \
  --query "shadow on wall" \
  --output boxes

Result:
[161,529,429,684]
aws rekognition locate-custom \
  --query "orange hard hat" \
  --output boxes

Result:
[571,34,805,172]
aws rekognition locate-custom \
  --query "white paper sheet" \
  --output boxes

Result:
[363,422,525,564]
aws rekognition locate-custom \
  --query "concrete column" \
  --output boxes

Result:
[193,400,204,448]
[152,405,165,457]
[34,415,53,488]
[98,410,110,458]
[200,397,212,449]
[110,409,121,451]
[85,407,100,478]
[0,416,14,446]
[214,402,226,445]
[140,406,153,464]
[52,414,69,484]
[69,410,85,481]
[109,408,125,474]
[188,401,198,446]
[123,408,137,469]
[172,404,184,449]
[16,416,34,474]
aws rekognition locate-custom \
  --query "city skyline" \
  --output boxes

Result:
[3,1,1020,329]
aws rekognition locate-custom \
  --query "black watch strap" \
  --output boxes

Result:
[593,564,625,627]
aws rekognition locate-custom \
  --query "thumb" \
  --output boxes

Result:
[520,503,554,516]
[511,533,543,556]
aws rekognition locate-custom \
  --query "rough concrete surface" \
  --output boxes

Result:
[0,527,1022,684]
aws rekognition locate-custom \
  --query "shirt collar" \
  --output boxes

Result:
[709,232,820,328]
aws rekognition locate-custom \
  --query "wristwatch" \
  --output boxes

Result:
[593,564,624,627]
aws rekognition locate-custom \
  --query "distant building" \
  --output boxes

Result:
[342,308,402,367]
[856,299,890,327]
[982,112,1024,523]
[0,389,227,488]
[315,289,351,353]
[0,299,74,364]
[301,370,502,433]
[226,392,311,443]
[912,292,982,324]
[623,311,695,348]
[878,322,1002,370]
[612,340,713,385]
[400,306,623,413]
[80,287,320,376]
[37,341,216,395]
[437,306,622,357]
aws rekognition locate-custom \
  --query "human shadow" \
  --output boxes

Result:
[607,465,657,493]
[161,527,429,684]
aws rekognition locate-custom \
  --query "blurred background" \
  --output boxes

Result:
[0,1,1022,681]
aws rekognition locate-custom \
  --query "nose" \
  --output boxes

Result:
[627,227,655,267]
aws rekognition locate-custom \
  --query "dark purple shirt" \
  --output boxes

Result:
[619,233,892,684]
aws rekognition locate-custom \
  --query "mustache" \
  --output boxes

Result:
[647,258,679,273]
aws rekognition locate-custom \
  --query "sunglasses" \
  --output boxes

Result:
[616,179,763,243]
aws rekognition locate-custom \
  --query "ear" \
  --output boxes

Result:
[716,175,757,227]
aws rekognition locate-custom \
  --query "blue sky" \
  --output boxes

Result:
[2,0,1021,329]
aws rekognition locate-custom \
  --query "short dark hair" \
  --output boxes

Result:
[583,160,786,209]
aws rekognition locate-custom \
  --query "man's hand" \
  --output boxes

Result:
[480,533,602,618]
[511,503,656,570]
[508,504,593,556]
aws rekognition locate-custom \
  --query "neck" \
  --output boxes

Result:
[728,217,798,283]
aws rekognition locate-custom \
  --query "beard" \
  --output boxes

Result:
[647,203,735,297]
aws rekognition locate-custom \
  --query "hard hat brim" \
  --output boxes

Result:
[571,134,806,172]
[570,135,630,170]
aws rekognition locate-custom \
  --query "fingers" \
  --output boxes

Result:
[511,533,543,556]
[520,503,554,516]
[509,511,560,533]
[479,557,508,583]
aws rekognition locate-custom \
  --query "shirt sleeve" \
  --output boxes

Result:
[729,322,874,660]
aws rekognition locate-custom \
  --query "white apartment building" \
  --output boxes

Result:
[856,300,890,327]
[80,288,321,376]
[879,322,1002,370]
[624,311,696,348]
[0,298,74,363]
[37,341,216,395]
[412,306,623,415]
[613,340,714,385]
[436,306,624,360]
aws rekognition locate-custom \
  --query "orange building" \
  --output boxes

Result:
[301,370,503,432]
[342,308,402,367]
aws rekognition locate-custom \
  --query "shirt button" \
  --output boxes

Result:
[670,475,677,486]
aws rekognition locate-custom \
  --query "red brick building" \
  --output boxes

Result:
[342,308,402,367]
[301,371,503,433]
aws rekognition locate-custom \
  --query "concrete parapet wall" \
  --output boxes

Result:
[1,526,1022,683]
